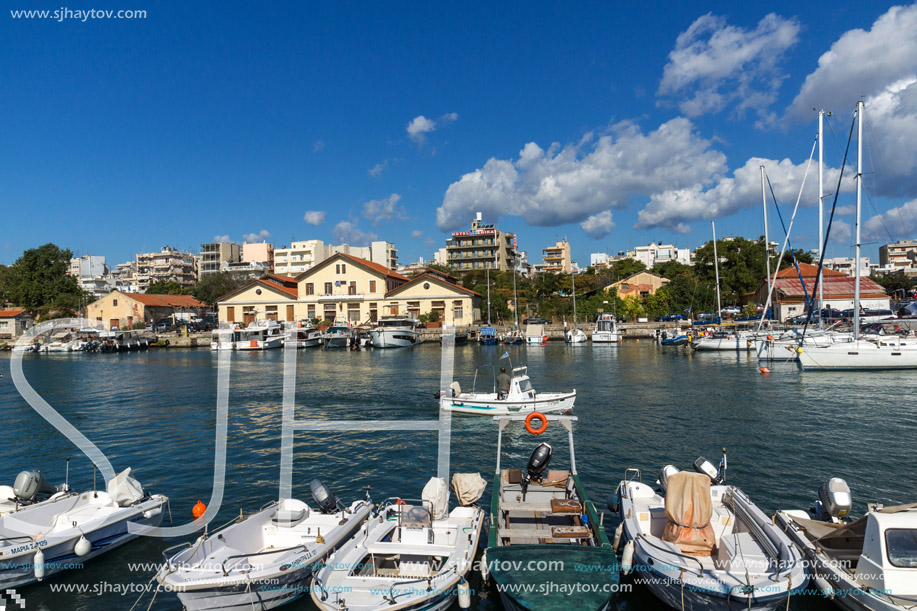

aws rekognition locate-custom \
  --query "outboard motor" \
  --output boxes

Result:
[814,477,852,523]
[13,471,58,502]
[527,443,553,481]
[658,465,679,492]
[310,479,340,514]
[693,457,723,484]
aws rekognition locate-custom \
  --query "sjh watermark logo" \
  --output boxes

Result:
[0,588,25,610]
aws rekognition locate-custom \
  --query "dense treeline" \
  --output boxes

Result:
[0,244,88,319]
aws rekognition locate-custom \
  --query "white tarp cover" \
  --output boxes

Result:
[451,472,486,506]
[906,302,917,316]
[107,468,144,506]
[422,477,449,519]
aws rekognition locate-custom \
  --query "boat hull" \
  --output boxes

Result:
[369,328,419,348]
[798,343,917,370]
[441,392,575,415]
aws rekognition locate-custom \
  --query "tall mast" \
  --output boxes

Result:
[761,165,771,307]
[712,221,722,319]
[817,109,827,328]
[512,252,518,327]
[854,101,863,341]
[572,270,577,325]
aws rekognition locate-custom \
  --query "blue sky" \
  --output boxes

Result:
[3,1,917,269]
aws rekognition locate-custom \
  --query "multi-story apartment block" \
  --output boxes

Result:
[135,246,197,292]
[879,240,917,273]
[199,242,241,277]
[69,255,107,279]
[823,256,871,277]
[633,243,692,268]
[242,242,274,273]
[273,240,397,276]
[445,212,516,271]
[542,240,572,274]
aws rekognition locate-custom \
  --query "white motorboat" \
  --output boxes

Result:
[283,320,323,348]
[440,365,575,416]
[311,477,485,611]
[798,335,917,370]
[369,316,420,348]
[40,331,75,352]
[210,324,242,350]
[591,314,620,343]
[235,319,284,351]
[775,478,917,610]
[0,468,167,588]
[613,454,807,610]
[158,480,372,611]
[323,320,353,349]
[524,323,547,344]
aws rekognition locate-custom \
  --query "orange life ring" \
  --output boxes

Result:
[524,411,548,435]
[396,499,406,506]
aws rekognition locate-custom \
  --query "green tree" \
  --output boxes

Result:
[145,280,185,295]
[874,270,914,298]
[191,272,246,305]
[2,243,87,313]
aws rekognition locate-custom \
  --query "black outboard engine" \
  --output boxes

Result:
[527,443,553,481]
[693,457,723,484]
[13,471,59,502]
[310,479,339,514]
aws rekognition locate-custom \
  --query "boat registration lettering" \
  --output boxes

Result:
[10,540,48,554]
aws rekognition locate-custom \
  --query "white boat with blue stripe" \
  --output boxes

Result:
[440,366,575,416]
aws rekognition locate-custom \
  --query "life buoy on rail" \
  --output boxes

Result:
[524,411,548,435]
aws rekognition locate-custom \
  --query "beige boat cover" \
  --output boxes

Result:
[662,472,716,556]
[422,477,449,519]
[451,472,486,506]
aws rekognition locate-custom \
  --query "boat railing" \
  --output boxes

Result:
[384,565,457,605]
[219,543,308,576]
[624,468,642,484]
[161,541,193,568]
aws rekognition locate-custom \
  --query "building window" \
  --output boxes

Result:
[348,281,357,295]
[112,299,118,307]
[453,300,464,320]
[347,303,360,322]
[341,263,346,274]
[307,305,316,319]
[324,282,332,295]
[306,283,314,295]
[407,301,421,318]
[369,280,376,293]
[369,303,378,322]
[323,304,336,321]
[226,307,235,323]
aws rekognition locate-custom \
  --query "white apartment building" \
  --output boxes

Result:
[273,240,397,276]
[135,246,197,291]
[823,256,871,278]
[633,243,692,268]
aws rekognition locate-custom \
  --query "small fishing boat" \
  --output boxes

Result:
[502,329,524,344]
[612,453,807,610]
[483,414,619,611]
[158,480,372,611]
[311,477,485,611]
[283,320,323,348]
[479,326,497,345]
[592,314,620,343]
[210,324,242,351]
[323,320,353,349]
[660,333,689,347]
[235,319,284,351]
[564,326,586,343]
[440,365,575,416]
[0,467,167,589]
[775,479,917,610]
[454,330,469,344]
[524,323,548,344]
[369,316,420,348]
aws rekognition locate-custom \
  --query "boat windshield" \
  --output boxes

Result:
[886,528,917,568]
[378,319,411,328]
[517,378,533,392]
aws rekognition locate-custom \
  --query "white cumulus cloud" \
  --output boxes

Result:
[580,211,615,239]
[333,221,377,246]
[303,210,326,225]
[213,234,230,242]
[362,193,406,226]
[658,13,800,125]
[411,230,424,239]
[436,118,726,231]
[406,113,459,144]
[863,198,917,242]
[312,140,325,152]
[785,5,917,197]
[242,229,271,243]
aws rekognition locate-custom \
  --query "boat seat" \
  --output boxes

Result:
[551,525,592,538]
[200,546,250,573]
[720,532,769,573]
[450,381,461,397]
[272,507,308,527]
[400,506,431,529]
[550,499,582,514]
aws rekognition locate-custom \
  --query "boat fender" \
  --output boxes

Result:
[814,576,834,599]
[34,548,45,581]
[457,576,472,609]
[613,523,624,550]
[621,540,634,575]
[480,550,489,582]
[192,500,207,519]
[607,488,620,513]
[74,535,92,557]
[143,507,162,520]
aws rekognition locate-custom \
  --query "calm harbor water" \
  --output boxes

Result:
[1,340,915,610]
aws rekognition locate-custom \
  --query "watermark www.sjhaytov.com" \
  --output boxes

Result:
[10,7,147,21]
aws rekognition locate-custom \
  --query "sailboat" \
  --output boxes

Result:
[798,101,917,370]
[564,270,586,343]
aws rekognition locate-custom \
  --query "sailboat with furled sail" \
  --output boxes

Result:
[798,101,917,370]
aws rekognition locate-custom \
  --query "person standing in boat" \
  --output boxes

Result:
[497,367,511,399]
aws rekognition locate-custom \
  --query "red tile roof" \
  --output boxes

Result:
[386,272,481,297]
[775,263,845,278]
[260,274,299,297]
[774,276,887,300]
[0,308,28,318]
[122,293,207,308]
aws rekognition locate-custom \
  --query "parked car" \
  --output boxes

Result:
[154,320,175,333]
[720,306,741,315]
[522,317,550,325]
[655,313,688,321]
